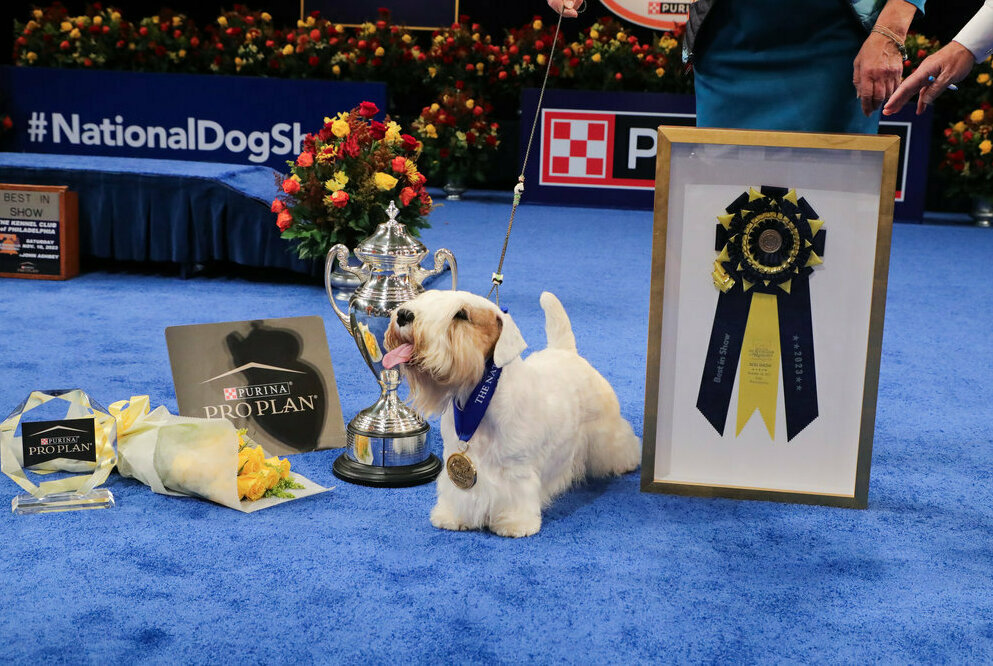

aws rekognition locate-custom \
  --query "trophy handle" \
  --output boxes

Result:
[412,248,458,291]
[325,244,366,335]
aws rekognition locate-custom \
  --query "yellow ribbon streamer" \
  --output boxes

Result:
[736,293,781,439]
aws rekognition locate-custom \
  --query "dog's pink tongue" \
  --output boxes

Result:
[382,343,414,369]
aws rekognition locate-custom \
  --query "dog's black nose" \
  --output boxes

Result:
[396,308,414,327]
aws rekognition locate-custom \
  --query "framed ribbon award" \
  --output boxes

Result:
[641,127,900,508]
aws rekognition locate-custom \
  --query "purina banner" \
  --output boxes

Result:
[600,0,696,31]
[520,88,932,221]
[0,66,386,172]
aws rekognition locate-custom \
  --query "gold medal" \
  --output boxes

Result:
[446,452,476,490]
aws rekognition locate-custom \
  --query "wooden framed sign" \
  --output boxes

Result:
[0,184,79,280]
[641,127,900,508]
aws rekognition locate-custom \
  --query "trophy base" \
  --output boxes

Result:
[333,453,442,488]
[12,489,115,514]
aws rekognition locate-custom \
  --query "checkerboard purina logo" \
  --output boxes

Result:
[542,111,617,186]
[548,115,610,179]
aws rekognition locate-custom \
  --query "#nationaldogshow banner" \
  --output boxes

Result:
[0,66,386,172]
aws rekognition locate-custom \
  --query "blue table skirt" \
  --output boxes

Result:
[0,153,318,274]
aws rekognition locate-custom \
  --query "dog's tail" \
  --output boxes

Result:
[540,291,576,352]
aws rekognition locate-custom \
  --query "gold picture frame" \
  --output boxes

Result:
[641,127,900,508]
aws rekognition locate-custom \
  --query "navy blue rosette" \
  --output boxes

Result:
[697,185,826,442]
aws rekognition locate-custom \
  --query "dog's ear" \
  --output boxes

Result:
[493,310,527,367]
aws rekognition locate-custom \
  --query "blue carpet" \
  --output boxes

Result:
[1,194,992,663]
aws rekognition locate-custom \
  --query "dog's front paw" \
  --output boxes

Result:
[490,512,541,538]
[430,504,471,532]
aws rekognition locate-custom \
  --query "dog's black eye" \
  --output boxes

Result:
[453,309,469,322]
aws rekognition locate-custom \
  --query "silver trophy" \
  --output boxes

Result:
[325,201,456,487]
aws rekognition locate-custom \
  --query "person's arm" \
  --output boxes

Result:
[883,0,993,115]
[853,0,921,116]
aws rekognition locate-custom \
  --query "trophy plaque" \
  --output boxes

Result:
[0,389,117,514]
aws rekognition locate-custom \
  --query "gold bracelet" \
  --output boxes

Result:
[871,25,909,59]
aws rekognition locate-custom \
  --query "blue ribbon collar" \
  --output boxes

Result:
[453,358,502,443]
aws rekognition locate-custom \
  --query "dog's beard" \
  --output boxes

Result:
[385,322,490,417]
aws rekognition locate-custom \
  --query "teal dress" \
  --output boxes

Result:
[693,0,913,133]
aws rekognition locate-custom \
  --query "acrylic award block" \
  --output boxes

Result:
[0,389,118,514]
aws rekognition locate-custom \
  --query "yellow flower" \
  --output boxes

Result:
[430,103,440,112]
[111,11,121,22]
[405,159,420,180]
[264,456,291,480]
[237,473,268,501]
[979,73,991,84]
[656,67,665,77]
[26,20,39,30]
[307,16,316,26]
[282,43,294,56]
[297,19,306,29]
[537,54,546,66]
[331,119,350,138]
[324,171,349,192]
[384,120,402,144]
[465,98,475,109]
[92,16,101,26]
[970,109,986,123]
[261,12,272,22]
[26,52,37,63]
[533,19,543,30]
[234,57,244,69]
[172,16,182,27]
[402,34,412,43]
[61,21,72,32]
[374,172,398,190]
[217,16,228,27]
[238,446,265,475]
[617,32,626,41]
[423,123,438,139]
[335,24,344,33]
[981,140,992,155]
[375,46,385,57]
[591,52,601,63]
[428,66,437,78]
[332,64,341,76]
[178,49,186,58]
[590,29,599,39]
[32,9,42,20]
[954,121,967,133]
[69,28,80,39]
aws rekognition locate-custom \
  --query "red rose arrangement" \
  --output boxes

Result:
[411,88,500,184]
[271,101,432,259]
[940,104,993,200]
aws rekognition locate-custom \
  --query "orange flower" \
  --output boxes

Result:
[400,186,416,206]
[330,190,349,207]
[296,151,314,167]
[282,178,300,194]
[277,210,292,230]
[271,199,285,213]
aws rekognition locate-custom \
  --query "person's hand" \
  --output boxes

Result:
[883,42,976,116]
[547,0,582,18]
[853,31,906,117]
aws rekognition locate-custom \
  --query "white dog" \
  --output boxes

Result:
[382,290,640,537]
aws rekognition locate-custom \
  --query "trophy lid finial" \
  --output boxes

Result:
[386,200,400,222]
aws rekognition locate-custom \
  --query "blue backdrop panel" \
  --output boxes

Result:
[520,88,931,222]
[0,66,386,172]
[0,153,315,274]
